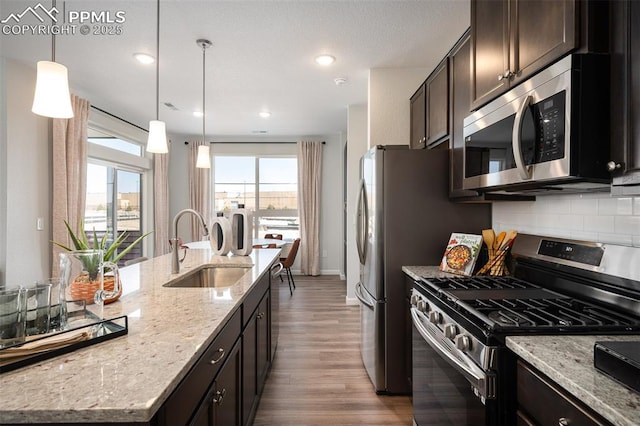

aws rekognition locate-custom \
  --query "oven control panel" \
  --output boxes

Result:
[538,239,604,266]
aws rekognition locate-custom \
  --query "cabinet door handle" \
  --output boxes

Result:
[257,312,265,320]
[209,348,225,365]
[213,388,226,405]
[558,418,569,426]
[607,161,622,172]
[497,70,514,81]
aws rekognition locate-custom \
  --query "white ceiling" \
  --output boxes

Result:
[1,0,470,139]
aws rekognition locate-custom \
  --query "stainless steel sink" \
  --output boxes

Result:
[163,266,252,288]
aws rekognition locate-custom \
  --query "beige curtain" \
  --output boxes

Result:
[188,141,210,241]
[51,94,90,277]
[154,147,170,255]
[297,141,322,276]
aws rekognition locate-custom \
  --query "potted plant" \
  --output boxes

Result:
[53,220,152,304]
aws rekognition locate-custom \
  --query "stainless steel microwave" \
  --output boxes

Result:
[463,54,611,195]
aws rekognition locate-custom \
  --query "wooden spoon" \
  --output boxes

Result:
[482,229,495,258]
[494,231,506,253]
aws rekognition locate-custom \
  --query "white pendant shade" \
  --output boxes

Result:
[147,120,169,153]
[196,144,211,168]
[31,61,74,119]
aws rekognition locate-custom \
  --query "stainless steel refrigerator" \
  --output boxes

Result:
[354,145,491,394]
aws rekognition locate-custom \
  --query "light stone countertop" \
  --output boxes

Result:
[0,247,281,424]
[507,335,640,426]
[402,265,458,281]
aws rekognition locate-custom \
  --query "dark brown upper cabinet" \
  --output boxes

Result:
[449,32,480,199]
[410,59,450,150]
[610,0,640,195]
[425,58,449,147]
[410,84,426,149]
[471,0,577,109]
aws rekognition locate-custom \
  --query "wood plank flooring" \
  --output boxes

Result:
[253,275,413,425]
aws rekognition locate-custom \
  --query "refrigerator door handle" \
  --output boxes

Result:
[355,282,375,310]
[355,179,368,265]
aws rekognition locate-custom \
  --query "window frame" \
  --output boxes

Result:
[212,153,299,239]
[86,108,154,257]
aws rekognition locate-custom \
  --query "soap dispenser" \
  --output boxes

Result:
[209,212,232,255]
[230,204,253,256]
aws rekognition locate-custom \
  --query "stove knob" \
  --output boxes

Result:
[444,323,459,339]
[410,293,420,306]
[454,334,472,352]
[417,300,428,313]
[428,311,442,325]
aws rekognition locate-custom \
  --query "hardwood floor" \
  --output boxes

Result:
[253,275,413,425]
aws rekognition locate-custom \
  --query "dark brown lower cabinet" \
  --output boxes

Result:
[242,290,270,426]
[191,339,242,426]
[160,270,274,426]
[517,360,611,426]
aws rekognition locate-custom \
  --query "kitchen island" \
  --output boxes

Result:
[0,247,280,424]
[508,335,640,426]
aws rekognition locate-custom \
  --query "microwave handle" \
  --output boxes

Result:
[512,95,533,180]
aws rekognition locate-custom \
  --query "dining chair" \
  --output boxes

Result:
[264,233,283,240]
[279,238,300,295]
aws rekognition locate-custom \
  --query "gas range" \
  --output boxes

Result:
[418,275,640,334]
[409,234,640,425]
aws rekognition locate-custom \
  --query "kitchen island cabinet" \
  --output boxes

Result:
[0,248,281,425]
[507,335,640,426]
[242,274,270,426]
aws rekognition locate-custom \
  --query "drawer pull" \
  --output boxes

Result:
[558,418,569,426]
[213,388,226,405]
[209,348,225,365]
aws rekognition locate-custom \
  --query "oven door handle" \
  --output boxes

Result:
[512,94,533,180]
[411,307,494,400]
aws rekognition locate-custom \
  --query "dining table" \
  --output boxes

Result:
[184,238,287,250]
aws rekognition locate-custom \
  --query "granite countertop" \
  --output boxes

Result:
[0,247,280,424]
[507,335,640,426]
[402,265,458,281]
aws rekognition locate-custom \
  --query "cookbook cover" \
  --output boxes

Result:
[439,233,483,276]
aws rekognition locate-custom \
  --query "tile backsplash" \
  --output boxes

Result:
[492,192,640,247]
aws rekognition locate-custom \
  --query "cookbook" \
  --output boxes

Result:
[439,233,483,276]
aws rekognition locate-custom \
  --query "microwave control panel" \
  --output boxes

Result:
[533,91,566,163]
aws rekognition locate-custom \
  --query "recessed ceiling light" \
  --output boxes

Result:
[259,111,271,118]
[193,111,204,118]
[315,54,336,66]
[133,53,155,65]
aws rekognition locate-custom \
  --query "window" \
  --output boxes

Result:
[213,155,298,239]
[85,109,153,264]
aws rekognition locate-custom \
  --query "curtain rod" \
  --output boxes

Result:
[90,105,149,133]
[184,141,326,145]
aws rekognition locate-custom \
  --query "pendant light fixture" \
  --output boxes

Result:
[196,39,212,169]
[146,0,168,153]
[31,0,73,119]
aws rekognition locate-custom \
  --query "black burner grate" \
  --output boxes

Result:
[425,276,536,290]
[468,298,640,329]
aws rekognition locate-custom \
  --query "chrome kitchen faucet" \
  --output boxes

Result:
[171,209,209,274]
